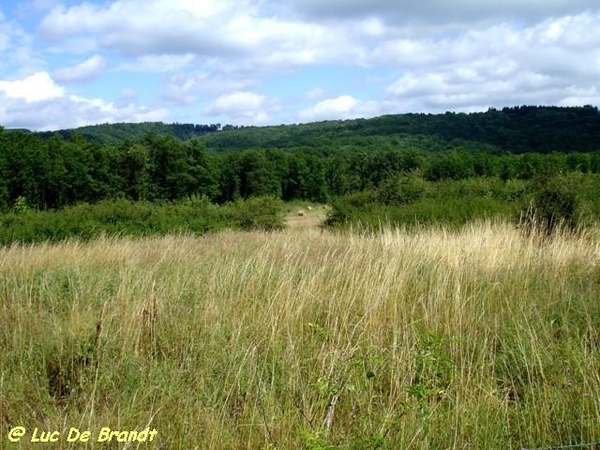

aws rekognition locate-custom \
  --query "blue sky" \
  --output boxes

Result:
[0,0,599,130]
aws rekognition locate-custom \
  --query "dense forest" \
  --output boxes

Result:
[1,105,600,242]
[25,104,600,153]
[1,105,599,211]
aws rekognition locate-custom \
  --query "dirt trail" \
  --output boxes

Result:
[285,205,328,229]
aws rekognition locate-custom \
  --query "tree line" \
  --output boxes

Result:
[1,126,600,213]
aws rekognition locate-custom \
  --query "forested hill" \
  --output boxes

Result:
[35,122,221,144]
[25,105,600,154]
[2,104,600,217]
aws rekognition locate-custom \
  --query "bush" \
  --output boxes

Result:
[227,196,286,232]
[376,174,427,205]
[0,196,286,245]
[326,179,520,231]
[518,175,579,235]
[324,191,375,228]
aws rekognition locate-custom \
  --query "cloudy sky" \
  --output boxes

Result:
[0,0,599,130]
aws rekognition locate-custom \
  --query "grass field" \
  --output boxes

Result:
[1,221,600,449]
[285,204,328,229]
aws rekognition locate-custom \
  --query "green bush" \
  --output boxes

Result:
[376,174,427,205]
[326,178,523,231]
[0,196,286,245]
[518,175,580,235]
[227,196,285,232]
[325,190,375,228]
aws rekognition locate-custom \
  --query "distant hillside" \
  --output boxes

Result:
[200,105,600,154]
[20,105,600,154]
[36,122,221,144]
[2,104,600,214]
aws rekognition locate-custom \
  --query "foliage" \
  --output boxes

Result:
[326,177,527,230]
[226,196,286,232]
[375,173,427,204]
[300,430,340,450]
[37,122,221,144]
[518,174,581,235]
[2,107,600,227]
[36,105,599,154]
[237,103,600,159]
[0,196,285,245]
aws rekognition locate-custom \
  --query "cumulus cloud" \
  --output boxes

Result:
[298,95,380,122]
[162,71,255,104]
[124,54,196,73]
[39,0,272,57]
[38,0,356,69]
[381,12,600,113]
[54,54,106,82]
[0,72,167,130]
[0,71,64,102]
[2,0,600,128]
[39,0,242,56]
[204,91,280,125]
[288,0,599,25]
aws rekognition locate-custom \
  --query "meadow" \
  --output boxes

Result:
[1,221,600,449]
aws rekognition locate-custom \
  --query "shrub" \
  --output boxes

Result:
[227,196,285,232]
[324,191,375,228]
[0,196,287,245]
[375,174,427,205]
[518,175,579,235]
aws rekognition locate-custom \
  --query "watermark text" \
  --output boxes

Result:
[7,426,158,444]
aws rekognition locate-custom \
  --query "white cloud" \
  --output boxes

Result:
[298,95,380,122]
[2,0,600,129]
[0,72,167,130]
[384,63,599,113]
[0,71,64,102]
[204,91,280,125]
[54,54,106,82]
[38,0,248,56]
[38,0,356,68]
[288,0,599,25]
[162,71,255,104]
[377,11,600,113]
[124,54,196,73]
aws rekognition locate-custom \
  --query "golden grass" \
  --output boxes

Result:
[1,221,599,449]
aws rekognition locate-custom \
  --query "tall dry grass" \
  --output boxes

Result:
[1,221,599,449]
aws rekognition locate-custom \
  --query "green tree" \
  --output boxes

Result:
[60,135,99,205]
[566,152,591,173]
[0,127,8,210]
[283,153,310,200]
[146,134,192,200]
[238,150,281,198]
[185,139,218,200]
[499,157,518,182]
[3,131,50,209]
[304,154,328,202]
[216,153,241,203]
[424,151,474,181]
[324,154,351,196]
[118,141,150,201]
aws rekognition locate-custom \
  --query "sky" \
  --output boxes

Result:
[0,0,599,131]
